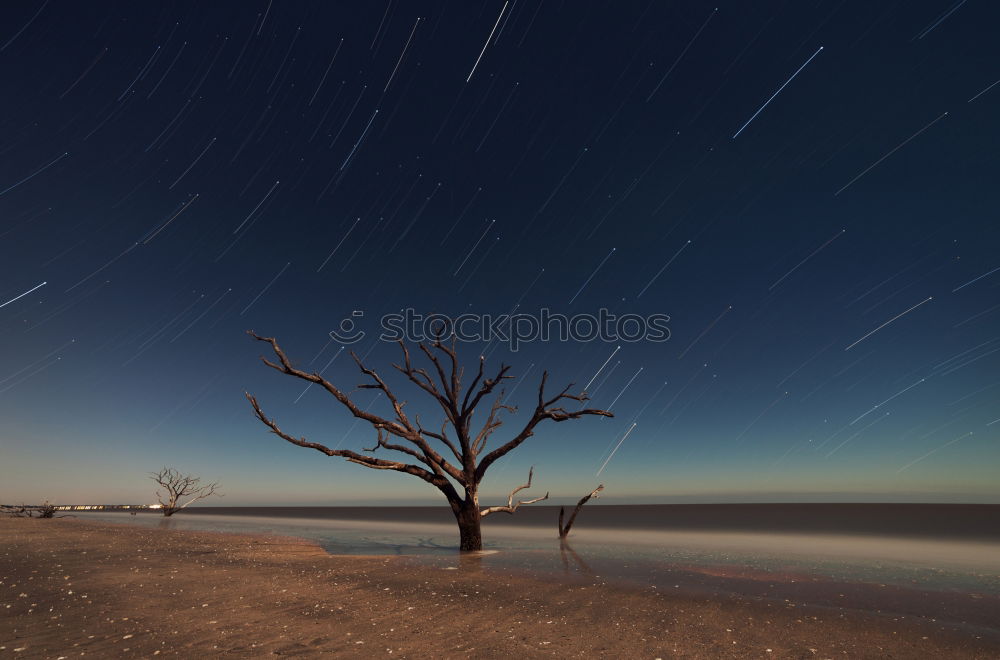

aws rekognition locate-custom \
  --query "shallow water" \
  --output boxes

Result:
[77,507,1000,630]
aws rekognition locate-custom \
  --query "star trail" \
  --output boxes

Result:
[0,0,997,506]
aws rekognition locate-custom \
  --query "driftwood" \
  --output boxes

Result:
[246,331,612,551]
[150,467,221,516]
[2,502,60,518]
[558,484,604,538]
[1,504,34,518]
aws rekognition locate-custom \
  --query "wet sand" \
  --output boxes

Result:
[1,518,997,658]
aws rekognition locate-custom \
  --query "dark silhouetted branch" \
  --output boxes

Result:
[558,484,604,538]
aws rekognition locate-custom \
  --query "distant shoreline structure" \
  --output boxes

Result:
[51,502,1000,542]
[1,503,162,512]
[56,504,163,511]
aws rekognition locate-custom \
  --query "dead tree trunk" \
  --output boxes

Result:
[558,484,604,538]
[456,500,483,552]
[246,331,611,552]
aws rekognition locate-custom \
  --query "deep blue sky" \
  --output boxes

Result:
[1,0,998,506]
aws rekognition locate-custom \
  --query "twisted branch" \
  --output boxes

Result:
[475,371,612,482]
[480,466,549,517]
[247,331,465,484]
[558,484,604,538]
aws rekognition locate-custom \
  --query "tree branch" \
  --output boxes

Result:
[248,331,412,440]
[417,417,463,463]
[245,392,462,499]
[462,363,513,421]
[472,392,515,455]
[392,340,456,424]
[480,466,549,517]
[475,372,612,482]
[352,352,415,432]
[558,484,604,538]
[418,341,457,408]
[432,336,461,403]
[461,355,486,411]
[248,332,466,484]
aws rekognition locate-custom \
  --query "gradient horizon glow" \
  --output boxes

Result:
[1,1,998,506]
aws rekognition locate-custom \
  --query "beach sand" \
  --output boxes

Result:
[1,518,997,658]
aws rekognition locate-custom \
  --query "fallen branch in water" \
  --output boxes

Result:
[557,484,604,538]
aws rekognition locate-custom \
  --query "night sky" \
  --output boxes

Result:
[2,1,998,506]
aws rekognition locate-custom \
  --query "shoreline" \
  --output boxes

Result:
[2,518,998,658]
[155,503,1000,542]
[70,508,1000,572]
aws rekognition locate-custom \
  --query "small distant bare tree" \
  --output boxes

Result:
[36,501,56,518]
[150,467,221,516]
[558,484,604,538]
[246,331,612,551]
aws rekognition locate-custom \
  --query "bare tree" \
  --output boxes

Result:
[246,331,612,551]
[36,501,56,518]
[150,467,221,516]
[558,484,604,538]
